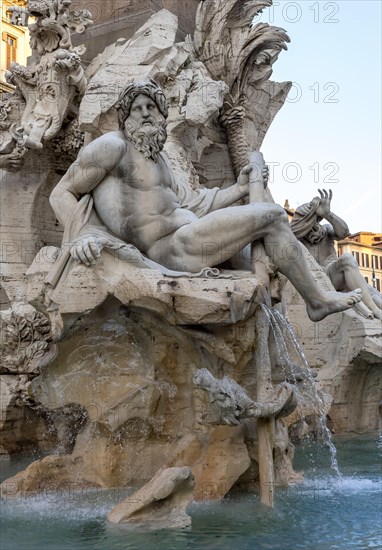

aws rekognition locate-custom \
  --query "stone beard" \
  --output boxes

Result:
[124,118,167,162]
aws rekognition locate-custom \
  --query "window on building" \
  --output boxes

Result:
[380,257,382,270]
[365,276,369,283]
[361,253,370,268]
[352,251,360,265]
[376,279,381,292]
[372,255,378,269]
[3,34,18,70]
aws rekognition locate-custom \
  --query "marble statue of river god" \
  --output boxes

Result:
[291,189,382,320]
[50,80,361,322]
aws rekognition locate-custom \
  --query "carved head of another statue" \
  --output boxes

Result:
[305,223,326,245]
[290,197,324,243]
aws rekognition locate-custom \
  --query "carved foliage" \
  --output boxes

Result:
[0,307,54,374]
[49,118,85,162]
[192,1,290,175]
[194,0,289,95]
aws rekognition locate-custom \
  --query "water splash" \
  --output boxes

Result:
[261,305,341,477]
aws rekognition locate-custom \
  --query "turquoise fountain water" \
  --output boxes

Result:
[1,434,381,550]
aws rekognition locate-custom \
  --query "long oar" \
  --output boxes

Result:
[248,150,275,507]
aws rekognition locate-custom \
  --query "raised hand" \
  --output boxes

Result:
[316,188,333,218]
[237,163,269,194]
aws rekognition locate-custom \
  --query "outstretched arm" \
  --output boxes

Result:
[316,189,349,240]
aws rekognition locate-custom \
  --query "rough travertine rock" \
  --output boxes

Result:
[79,10,180,133]
[26,248,258,328]
[1,265,300,501]
[0,375,53,455]
[0,251,259,497]
[0,454,93,499]
[190,425,251,500]
[107,467,195,529]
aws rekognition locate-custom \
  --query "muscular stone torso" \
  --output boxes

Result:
[92,137,197,253]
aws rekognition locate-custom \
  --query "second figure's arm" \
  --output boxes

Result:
[316,189,349,240]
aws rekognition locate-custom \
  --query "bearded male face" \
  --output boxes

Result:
[123,94,167,162]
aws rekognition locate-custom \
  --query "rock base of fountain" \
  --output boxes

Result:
[0,248,302,501]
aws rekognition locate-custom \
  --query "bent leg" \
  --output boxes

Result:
[148,203,361,321]
[149,202,288,271]
[329,255,382,320]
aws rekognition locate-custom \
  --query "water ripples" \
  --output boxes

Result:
[1,437,381,550]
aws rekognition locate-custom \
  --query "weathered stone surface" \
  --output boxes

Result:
[0,152,65,307]
[0,375,53,454]
[0,294,264,499]
[0,454,93,499]
[71,0,200,63]
[26,248,258,327]
[273,420,303,486]
[0,244,329,499]
[190,425,251,500]
[79,10,179,133]
[231,416,303,495]
[108,466,194,529]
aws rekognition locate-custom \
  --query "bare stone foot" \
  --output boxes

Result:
[306,289,362,322]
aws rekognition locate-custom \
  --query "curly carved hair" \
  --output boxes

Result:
[116,79,168,130]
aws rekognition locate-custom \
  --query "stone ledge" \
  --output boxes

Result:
[26,247,260,326]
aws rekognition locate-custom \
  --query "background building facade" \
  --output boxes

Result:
[0,0,31,92]
[338,232,382,291]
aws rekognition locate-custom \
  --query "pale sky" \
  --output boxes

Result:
[256,0,381,233]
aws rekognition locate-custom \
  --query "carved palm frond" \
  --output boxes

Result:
[194,0,289,96]
[194,1,290,177]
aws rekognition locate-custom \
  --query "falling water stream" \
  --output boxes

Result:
[261,305,341,476]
